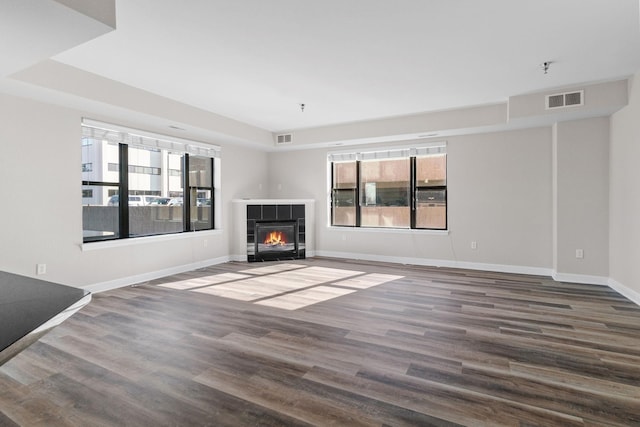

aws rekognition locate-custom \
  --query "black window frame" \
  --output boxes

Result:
[330,150,447,231]
[82,141,216,243]
[330,160,359,227]
[185,154,215,232]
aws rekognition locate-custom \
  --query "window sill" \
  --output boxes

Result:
[326,226,449,235]
[81,229,223,252]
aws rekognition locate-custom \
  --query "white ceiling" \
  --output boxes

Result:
[0,0,113,77]
[47,0,640,133]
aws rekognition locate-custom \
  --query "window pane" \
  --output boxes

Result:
[360,207,410,228]
[333,161,356,189]
[128,145,183,237]
[81,138,119,182]
[82,185,119,241]
[415,189,446,229]
[189,156,212,187]
[360,158,410,228]
[167,152,184,198]
[416,154,446,187]
[332,189,356,226]
[191,188,212,230]
[188,156,213,231]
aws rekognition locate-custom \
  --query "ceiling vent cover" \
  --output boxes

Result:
[276,134,293,145]
[546,90,584,110]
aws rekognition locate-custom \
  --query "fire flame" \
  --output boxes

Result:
[264,231,287,245]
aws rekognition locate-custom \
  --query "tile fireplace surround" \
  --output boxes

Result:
[231,199,315,262]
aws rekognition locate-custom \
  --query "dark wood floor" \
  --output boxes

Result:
[2,257,640,426]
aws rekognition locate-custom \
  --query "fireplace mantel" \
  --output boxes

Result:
[231,199,315,261]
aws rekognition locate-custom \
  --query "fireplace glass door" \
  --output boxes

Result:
[255,221,298,260]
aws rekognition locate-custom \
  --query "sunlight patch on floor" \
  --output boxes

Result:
[255,286,356,310]
[158,264,404,310]
[158,273,251,290]
[337,273,404,289]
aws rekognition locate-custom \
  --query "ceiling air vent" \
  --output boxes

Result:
[545,90,584,110]
[276,133,293,145]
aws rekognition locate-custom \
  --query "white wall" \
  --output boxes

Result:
[268,127,553,273]
[610,75,640,300]
[0,93,268,290]
[553,118,610,281]
[0,86,627,292]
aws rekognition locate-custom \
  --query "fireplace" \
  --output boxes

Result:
[247,204,305,262]
[255,221,298,261]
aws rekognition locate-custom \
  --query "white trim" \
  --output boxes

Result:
[315,250,553,277]
[81,229,223,251]
[608,278,640,306]
[326,225,449,236]
[82,256,231,293]
[552,271,609,286]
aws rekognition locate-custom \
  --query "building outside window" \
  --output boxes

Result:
[329,144,446,230]
[81,120,220,242]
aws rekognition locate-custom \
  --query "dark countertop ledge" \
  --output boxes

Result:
[0,271,91,365]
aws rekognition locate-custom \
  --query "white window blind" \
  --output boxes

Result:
[82,119,221,158]
[327,152,358,163]
[328,142,446,163]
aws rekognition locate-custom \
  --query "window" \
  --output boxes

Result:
[331,161,357,226]
[329,144,446,230]
[81,119,220,242]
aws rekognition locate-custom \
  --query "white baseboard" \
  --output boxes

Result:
[608,278,640,306]
[83,256,231,293]
[552,272,609,286]
[314,250,553,277]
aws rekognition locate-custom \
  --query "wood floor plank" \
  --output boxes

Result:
[2,257,640,426]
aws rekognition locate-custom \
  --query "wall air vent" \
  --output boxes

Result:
[564,91,583,106]
[545,90,584,110]
[547,94,565,109]
[276,134,293,145]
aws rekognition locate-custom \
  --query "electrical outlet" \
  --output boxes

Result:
[576,249,584,259]
[36,264,46,275]
[471,241,477,250]
[203,239,208,247]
